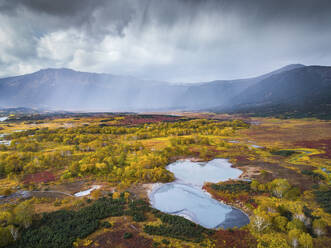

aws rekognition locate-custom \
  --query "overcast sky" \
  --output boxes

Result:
[0,0,331,82]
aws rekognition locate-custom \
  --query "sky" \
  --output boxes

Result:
[0,0,331,82]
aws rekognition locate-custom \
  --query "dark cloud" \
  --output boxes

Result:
[2,0,331,33]
[0,0,136,37]
[0,0,331,81]
[19,0,99,16]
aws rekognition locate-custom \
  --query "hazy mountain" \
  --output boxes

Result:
[0,64,330,117]
[213,65,331,118]
[235,66,331,106]
[0,68,186,111]
[177,64,306,109]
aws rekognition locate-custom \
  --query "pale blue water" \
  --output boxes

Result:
[0,117,8,122]
[167,159,242,186]
[149,159,250,229]
[150,182,233,228]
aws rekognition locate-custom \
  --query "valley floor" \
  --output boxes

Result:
[0,113,330,248]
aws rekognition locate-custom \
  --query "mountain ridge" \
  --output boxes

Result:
[0,64,330,118]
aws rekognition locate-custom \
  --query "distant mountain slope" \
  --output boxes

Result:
[178,64,306,109]
[233,66,331,106]
[0,68,186,111]
[212,65,331,118]
[0,64,330,117]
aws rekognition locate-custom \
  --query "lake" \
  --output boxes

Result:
[149,159,250,229]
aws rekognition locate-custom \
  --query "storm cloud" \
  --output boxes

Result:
[1,0,331,82]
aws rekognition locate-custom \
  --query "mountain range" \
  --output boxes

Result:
[0,64,330,118]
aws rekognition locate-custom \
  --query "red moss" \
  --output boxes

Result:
[294,138,331,159]
[115,115,182,126]
[84,230,153,248]
[23,171,56,184]
[235,155,251,164]
[213,229,257,248]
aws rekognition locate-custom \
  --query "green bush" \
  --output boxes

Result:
[123,232,133,239]
[10,197,126,248]
[101,221,112,228]
[162,239,170,245]
[271,150,297,157]
[210,181,251,193]
[301,170,325,181]
[144,210,213,242]
[314,188,331,214]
